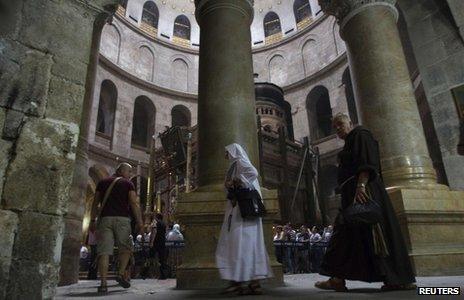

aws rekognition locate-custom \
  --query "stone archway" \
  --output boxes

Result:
[0,1,121,297]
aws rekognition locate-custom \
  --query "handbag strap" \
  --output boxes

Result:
[97,177,122,220]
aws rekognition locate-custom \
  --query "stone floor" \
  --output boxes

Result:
[56,274,464,299]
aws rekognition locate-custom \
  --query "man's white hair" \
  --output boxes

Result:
[332,112,351,123]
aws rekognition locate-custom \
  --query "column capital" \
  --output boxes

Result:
[318,0,398,31]
[195,0,254,25]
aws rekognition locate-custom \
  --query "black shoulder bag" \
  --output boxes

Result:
[233,188,266,219]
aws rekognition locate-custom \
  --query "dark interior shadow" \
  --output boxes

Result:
[63,290,127,298]
[73,283,120,289]
[346,288,382,293]
[172,288,224,299]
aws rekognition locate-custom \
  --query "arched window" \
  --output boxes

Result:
[96,80,117,137]
[264,12,282,37]
[173,15,191,40]
[142,1,159,28]
[171,105,191,127]
[294,0,312,24]
[131,96,156,148]
[306,86,333,140]
[342,68,358,124]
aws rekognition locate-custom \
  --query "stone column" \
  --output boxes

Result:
[318,0,464,276]
[0,0,122,297]
[59,11,114,286]
[176,0,282,289]
[195,0,259,188]
[319,0,440,189]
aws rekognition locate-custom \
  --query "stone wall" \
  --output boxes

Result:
[398,0,464,190]
[0,0,119,298]
[89,57,198,164]
[100,16,200,93]
[94,8,350,164]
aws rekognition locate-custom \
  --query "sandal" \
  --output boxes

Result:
[221,283,242,295]
[381,283,417,291]
[242,282,263,295]
[97,285,108,293]
[116,274,131,289]
[315,278,348,292]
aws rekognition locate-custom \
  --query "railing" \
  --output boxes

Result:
[273,241,329,274]
[172,36,191,48]
[79,241,185,279]
[140,21,158,38]
[80,240,328,278]
[116,5,126,18]
[296,17,313,31]
[265,32,283,45]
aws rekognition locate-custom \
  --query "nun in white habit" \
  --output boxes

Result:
[216,143,273,295]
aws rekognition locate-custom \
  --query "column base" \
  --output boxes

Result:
[389,188,464,276]
[175,186,283,289]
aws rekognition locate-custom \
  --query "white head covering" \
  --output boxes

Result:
[225,143,251,164]
[167,224,184,241]
[225,143,262,198]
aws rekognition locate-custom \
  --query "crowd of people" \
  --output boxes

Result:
[86,113,417,295]
[272,224,332,274]
[273,224,333,244]
[80,217,185,281]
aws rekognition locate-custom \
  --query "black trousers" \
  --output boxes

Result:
[87,245,98,279]
[149,246,168,279]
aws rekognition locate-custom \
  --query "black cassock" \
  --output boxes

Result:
[319,126,415,285]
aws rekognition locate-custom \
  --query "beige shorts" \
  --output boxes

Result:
[97,216,133,256]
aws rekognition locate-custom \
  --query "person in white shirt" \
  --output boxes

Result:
[273,225,284,241]
[80,245,89,260]
[322,225,333,242]
[166,224,184,241]
[310,226,322,243]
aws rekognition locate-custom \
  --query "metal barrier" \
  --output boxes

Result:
[130,241,185,279]
[80,240,326,277]
[79,241,186,279]
[273,241,329,274]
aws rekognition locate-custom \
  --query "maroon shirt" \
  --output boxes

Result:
[96,175,135,218]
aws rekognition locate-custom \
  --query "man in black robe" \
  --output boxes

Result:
[315,113,416,292]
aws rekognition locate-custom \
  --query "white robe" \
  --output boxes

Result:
[215,143,273,282]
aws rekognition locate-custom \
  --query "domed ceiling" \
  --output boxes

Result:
[122,0,323,48]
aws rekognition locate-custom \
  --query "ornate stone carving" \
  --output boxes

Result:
[318,0,397,24]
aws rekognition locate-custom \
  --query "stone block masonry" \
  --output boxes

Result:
[0,0,120,298]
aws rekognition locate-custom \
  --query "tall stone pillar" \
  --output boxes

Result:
[176,0,282,289]
[319,0,464,275]
[59,11,114,286]
[195,0,259,187]
[322,0,438,189]
[0,1,122,298]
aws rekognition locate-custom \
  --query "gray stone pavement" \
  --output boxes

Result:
[56,274,464,299]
